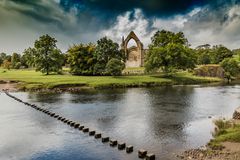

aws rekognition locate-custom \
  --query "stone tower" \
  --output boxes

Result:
[121,31,144,68]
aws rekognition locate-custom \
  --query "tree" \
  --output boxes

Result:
[22,48,37,68]
[105,58,125,76]
[0,53,7,66]
[220,58,240,83]
[145,31,196,73]
[150,30,189,48]
[94,37,125,75]
[195,47,213,65]
[2,60,11,70]
[34,34,64,75]
[11,53,21,69]
[67,43,96,75]
[212,45,233,64]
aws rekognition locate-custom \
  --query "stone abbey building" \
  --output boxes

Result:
[121,31,147,68]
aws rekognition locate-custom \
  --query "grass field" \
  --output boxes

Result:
[0,68,221,90]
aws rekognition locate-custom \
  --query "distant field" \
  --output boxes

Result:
[0,68,221,90]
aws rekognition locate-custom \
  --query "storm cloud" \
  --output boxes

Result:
[0,0,240,53]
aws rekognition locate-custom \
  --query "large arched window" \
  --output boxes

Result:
[127,38,138,48]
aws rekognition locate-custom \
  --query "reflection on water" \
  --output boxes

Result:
[0,85,240,160]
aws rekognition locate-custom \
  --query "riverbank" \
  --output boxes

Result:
[179,109,240,160]
[0,69,221,91]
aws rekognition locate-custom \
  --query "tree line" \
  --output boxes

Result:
[0,30,240,77]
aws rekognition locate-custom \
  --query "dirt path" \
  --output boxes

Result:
[0,82,18,92]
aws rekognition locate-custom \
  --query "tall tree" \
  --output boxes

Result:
[145,43,196,73]
[220,58,240,83]
[212,45,233,64]
[22,48,37,68]
[0,53,7,65]
[2,60,11,70]
[94,37,125,75]
[67,43,96,75]
[11,53,21,69]
[145,30,196,73]
[195,46,213,65]
[150,30,189,48]
[34,34,64,75]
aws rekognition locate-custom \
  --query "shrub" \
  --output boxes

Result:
[105,58,125,76]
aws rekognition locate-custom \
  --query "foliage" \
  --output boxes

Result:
[34,34,64,75]
[145,36,196,73]
[94,37,125,75]
[150,30,189,48]
[105,58,125,76]
[67,43,96,75]
[195,47,213,65]
[0,53,7,65]
[220,58,240,82]
[2,60,11,70]
[195,44,233,65]
[11,53,21,69]
[212,45,233,64]
[22,48,37,68]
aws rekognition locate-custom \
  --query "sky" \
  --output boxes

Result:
[1,0,240,54]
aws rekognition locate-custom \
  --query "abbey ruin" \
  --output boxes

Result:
[121,31,147,68]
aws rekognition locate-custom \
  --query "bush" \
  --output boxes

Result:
[220,58,240,76]
[105,58,125,76]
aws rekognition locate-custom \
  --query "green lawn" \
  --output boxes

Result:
[0,68,221,90]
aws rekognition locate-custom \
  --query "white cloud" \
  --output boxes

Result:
[100,8,201,48]
[101,5,240,49]
[100,9,155,48]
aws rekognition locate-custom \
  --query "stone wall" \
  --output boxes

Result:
[194,65,225,78]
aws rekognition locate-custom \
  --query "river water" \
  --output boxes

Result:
[0,85,240,160]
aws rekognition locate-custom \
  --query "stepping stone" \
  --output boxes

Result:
[126,145,133,153]
[74,123,80,128]
[79,125,84,130]
[118,142,126,150]
[89,130,95,136]
[95,133,101,139]
[102,136,109,143]
[82,128,89,133]
[146,153,155,160]
[70,122,75,126]
[50,113,55,117]
[138,149,147,158]
[110,139,117,146]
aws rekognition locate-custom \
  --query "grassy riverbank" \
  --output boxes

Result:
[209,119,240,149]
[181,118,240,160]
[0,68,221,90]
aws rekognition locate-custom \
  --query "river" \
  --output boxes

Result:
[0,85,240,160]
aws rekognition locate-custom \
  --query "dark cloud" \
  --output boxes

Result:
[1,0,240,53]
[59,0,240,17]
